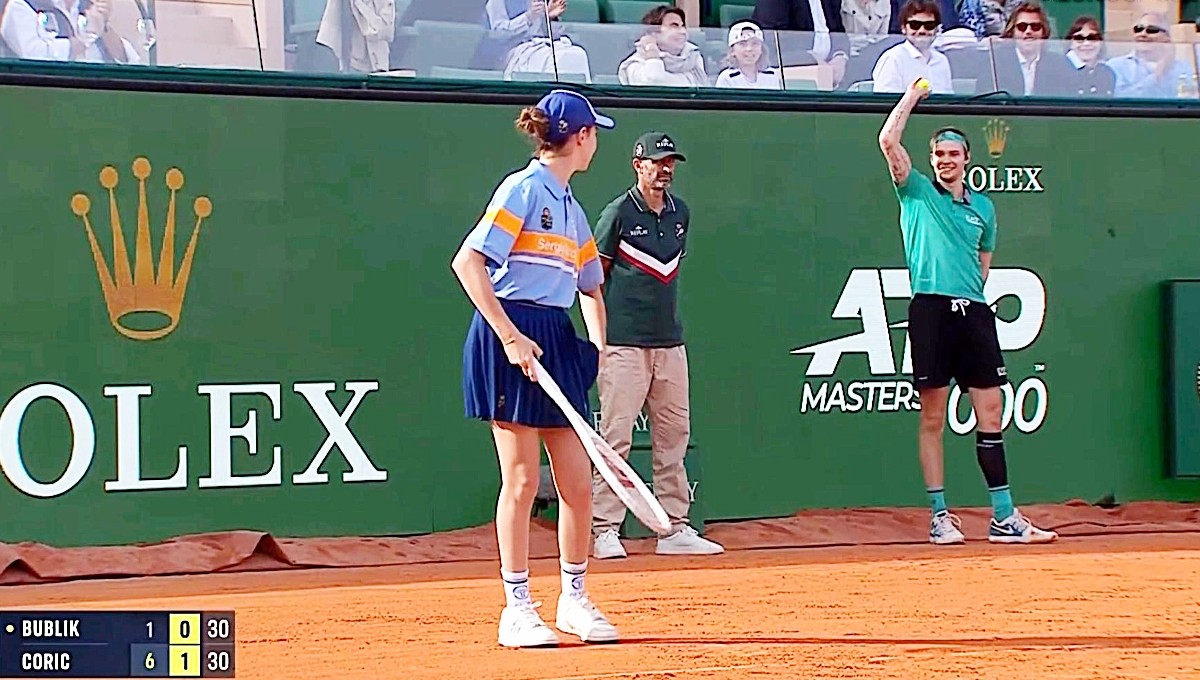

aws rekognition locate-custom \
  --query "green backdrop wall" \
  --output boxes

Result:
[0,82,1197,547]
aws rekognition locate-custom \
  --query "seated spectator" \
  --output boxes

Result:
[1061,15,1114,97]
[871,0,952,93]
[990,1,1074,96]
[485,0,591,82]
[1106,12,1194,99]
[715,21,781,89]
[750,0,848,86]
[316,0,394,72]
[958,0,1015,38]
[840,0,901,56]
[1,0,140,63]
[617,5,707,87]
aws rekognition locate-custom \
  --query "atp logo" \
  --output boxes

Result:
[790,267,1050,435]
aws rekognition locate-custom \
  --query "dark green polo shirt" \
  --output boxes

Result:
[594,187,689,347]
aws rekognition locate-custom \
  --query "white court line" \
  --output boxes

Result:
[540,664,760,680]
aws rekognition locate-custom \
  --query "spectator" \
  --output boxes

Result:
[715,21,781,88]
[990,2,1074,96]
[484,0,592,82]
[750,0,849,86]
[1,0,140,63]
[316,0,394,72]
[1107,12,1194,99]
[617,5,707,87]
[841,0,901,56]
[871,0,952,93]
[958,0,1015,38]
[1060,16,1115,97]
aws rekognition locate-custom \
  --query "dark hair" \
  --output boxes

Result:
[1066,15,1100,38]
[929,126,971,154]
[899,0,940,26]
[515,107,565,153]
[1002,1,1051,37]
[642,4,685,26]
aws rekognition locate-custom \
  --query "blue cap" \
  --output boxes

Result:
[536,89,615,144]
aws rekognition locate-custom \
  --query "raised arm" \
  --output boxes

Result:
[878,79,930,187]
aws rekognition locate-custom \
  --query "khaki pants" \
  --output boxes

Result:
[592,345,691,535]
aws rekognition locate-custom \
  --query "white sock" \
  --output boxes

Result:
[501,569,531,607]
[561,560,587,600]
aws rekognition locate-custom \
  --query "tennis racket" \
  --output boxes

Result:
[531,357,672,535]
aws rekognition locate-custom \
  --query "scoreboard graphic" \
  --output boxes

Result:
[0,612,235,677]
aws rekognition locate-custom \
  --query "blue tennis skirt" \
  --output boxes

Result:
[463,298,600,429]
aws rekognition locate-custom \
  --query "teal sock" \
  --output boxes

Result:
[927,487,947,515]
[989,485,1014,521]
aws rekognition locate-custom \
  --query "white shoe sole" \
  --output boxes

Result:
[556,618,619,644]
[593,549,627,560]
[930,535,965,545]
[498,634,560,648]
[655,546,725,555]
[989,532,1057,544]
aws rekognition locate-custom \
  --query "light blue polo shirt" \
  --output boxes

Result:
[463,159,604,309]
[894,170,996,304]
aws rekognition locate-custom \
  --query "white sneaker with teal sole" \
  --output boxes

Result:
[989,509,1058,544]
[930,511,965,545]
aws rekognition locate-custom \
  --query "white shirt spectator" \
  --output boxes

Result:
[871,40,952,93]
[1017,48,1039,95]
[715,67,781,89]
[1,0,140,63]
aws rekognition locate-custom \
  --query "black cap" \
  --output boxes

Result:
[632,131,686,161]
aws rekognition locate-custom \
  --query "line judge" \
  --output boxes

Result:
[590,131,723,559]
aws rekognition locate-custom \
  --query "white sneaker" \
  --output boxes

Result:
[556,594,619,643]
[930,511,965,545]
[592,529,627,559]
[497,603,560,648]
[989,508,1058,544]
[655,525,724,555]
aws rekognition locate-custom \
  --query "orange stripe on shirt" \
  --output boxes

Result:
[576,238,598,269]
[512,232,579,266]
[478,207,523,238]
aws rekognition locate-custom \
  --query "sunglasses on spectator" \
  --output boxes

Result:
[905,19,938,31]
[1133,24,1166,34]
[1070,32,1100,41]
[1014,21,1044,32]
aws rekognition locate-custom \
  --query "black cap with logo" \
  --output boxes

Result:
[632,131,687,161]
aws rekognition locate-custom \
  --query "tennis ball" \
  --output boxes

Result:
[916,78,930,90]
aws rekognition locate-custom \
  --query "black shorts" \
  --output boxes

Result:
[908,294,1007,391]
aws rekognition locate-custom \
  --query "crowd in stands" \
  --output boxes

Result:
[1,0,1197,99]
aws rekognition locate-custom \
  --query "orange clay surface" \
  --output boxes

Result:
[2,532,1198,680]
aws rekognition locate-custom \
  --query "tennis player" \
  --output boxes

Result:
[878,78,1058,546]
[451,89,620,648]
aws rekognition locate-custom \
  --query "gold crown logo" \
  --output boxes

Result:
[983,118,1011,159]
[70,157,212,341]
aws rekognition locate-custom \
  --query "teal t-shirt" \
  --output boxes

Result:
[894,170,996,304]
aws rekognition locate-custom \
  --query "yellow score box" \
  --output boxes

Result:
[169,645,200,677]
[169,614,201,645]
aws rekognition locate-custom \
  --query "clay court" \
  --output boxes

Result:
[2,501,1199,679]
